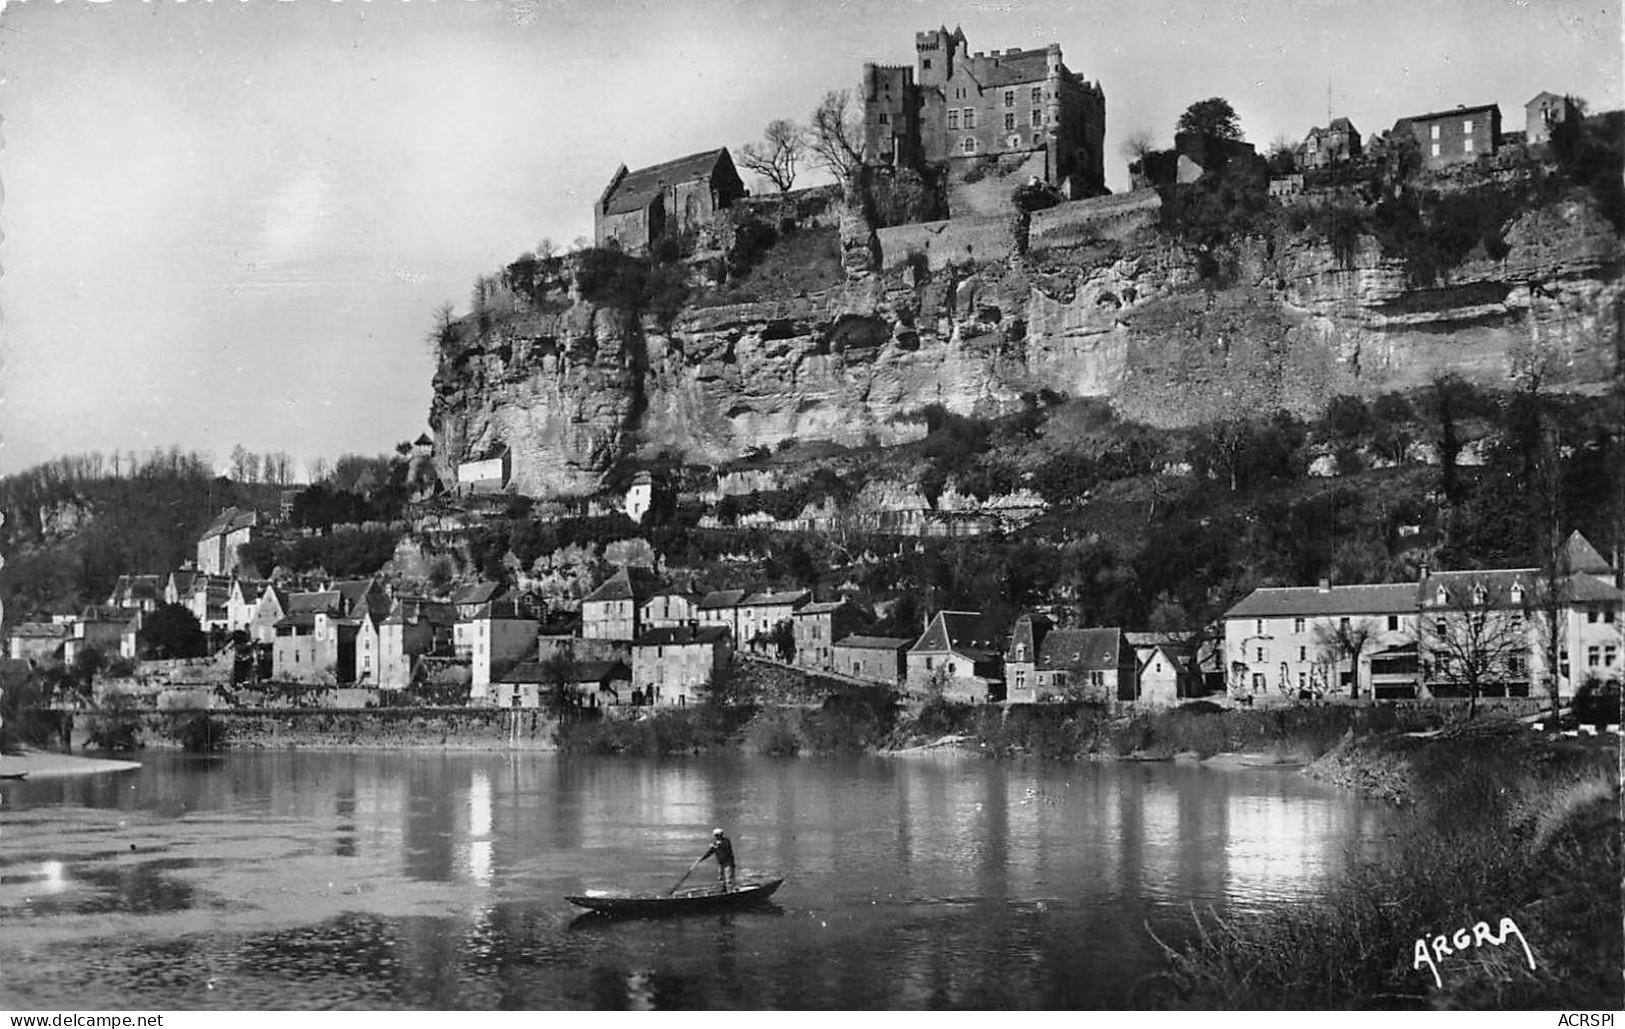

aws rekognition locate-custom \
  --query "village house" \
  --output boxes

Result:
[737,588,812,653]
[907,611,1005,702]
[165,570,201,608]
[792,599,871,671]
[228,579,267,636]
[1003,615,1136,703]
[695,589,749,643]
[7,622,68,664]
[623,471,655,523]
[1136,643,1195,707]
[196,506,258,576]
[249,586,290,644]
[496,658,633,709]
[863,26,1107,196]
[467,599,539,702]
[831,634,913,685]
[61,606,130,667]
[186,574,232,633]
[1296,117,1361,169]
[379,598,458,690]
[1526,92,1581,147]
[630,625,731,706]
[1223,533,1623,705]
[1223,582,1417,704]
[1394,103,1502,169]
[593,148,745,253]
[581,567,663,641]
[270,590,344,684]
[108,574,163,614]
[641,590,700,631]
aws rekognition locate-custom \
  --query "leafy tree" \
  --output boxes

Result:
[1421,589,1527,719]
[740,118,806,193]
[1177,97,1243,141]
[141,603,208,660]
[808,90,865,183]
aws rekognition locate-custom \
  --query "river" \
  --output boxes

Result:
[0,750,1395,1009]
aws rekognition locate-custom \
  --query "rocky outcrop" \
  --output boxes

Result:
[430,196,1622,496]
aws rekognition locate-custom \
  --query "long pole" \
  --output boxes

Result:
[667,855,705,896]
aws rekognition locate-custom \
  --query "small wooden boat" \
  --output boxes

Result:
[566,877,784,917]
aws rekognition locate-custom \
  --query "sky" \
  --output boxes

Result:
[0,0,1619,479]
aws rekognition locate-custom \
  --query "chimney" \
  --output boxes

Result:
[1418,562,1430,585]
[1317,578,1331,593]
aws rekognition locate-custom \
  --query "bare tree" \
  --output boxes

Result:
[241,450,262,485]
[427,302,457,357]
[808,90,865,183]
[1121,130,1157,168]
[230,444,253,483]
[740,119,806,193]
[1313,617,1378,699]
[307,456,330,485]
[263,451,293,488]
[1421,587,1528,719]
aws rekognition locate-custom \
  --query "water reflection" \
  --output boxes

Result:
[0,752,1394,1009]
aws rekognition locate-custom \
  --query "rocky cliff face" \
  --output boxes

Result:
[431,197,1622,496]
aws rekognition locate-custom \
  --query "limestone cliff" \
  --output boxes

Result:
[430,196,1622,496]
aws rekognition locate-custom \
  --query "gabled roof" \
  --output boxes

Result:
[912,611,1005,660]
[794,600,853,617]
[200,506,257,540]
[452,582,506,607]
[1225,583,1417,620]
[168,570,200,594]
[602,149,736,216]
[233,580,267,604]
[1564,531,1614,576]
[1139,643,1190,675]
[10,622,70,639]
[383,599,459,627]
[743,588,811,607]
[332,578,379,612]
[833,634,914,651]
[583,567,662,605]
[1036,627,1127,673]
[634,625,730,648]
[469,599,534,621]
[1404,103,1500,125]
[285,591,342,615]
[697,589,748,611]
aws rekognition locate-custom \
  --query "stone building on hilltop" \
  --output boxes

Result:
[593,148,746,253]
[861,25,1106,197]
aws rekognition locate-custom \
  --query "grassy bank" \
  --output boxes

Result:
[1144,718,1621,1009]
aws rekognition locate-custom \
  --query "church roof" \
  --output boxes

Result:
[602,149,736,216]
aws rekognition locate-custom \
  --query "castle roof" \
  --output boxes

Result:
[1035,627,1126,673]
[912,611,1005,661]
[697,589,748,611]
[1564,531,1614,576]
[743,588,811,608]
[1399,103,1500,128]
[602,149,736,217]
[976,48,1054,88]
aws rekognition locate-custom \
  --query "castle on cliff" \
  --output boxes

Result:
[862,25,1107,197]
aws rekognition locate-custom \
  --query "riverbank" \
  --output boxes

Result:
[1146,718,1621,1009]
[0,747,142,779]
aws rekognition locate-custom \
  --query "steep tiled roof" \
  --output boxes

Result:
[634,625,729,647]
[697,589,748,611]
[743,589,811,607]
[200,506,256,540]
[583,567,662,604]
[833,634,914,651]
[1037,627,1125,672]
[977,48,1052,88]
[794,600,849,616]
[1404,103,1500,125]
[1564,531,1614,576]
[452,582,506,607]
[11,622,69,639]
[285,591,342,615]
[1225,584,1417,620]
[912,611,1005,660]
[603,149,733,216]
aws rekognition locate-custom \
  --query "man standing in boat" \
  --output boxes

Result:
[701,827,736,891]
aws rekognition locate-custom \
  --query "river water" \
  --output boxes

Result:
[0,750,1394,1009]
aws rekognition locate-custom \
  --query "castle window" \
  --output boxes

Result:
[1032,133,1042,145]
[961,137,977,154]
[1031,87,1042,104]
[1431,124,1441,140]
[1431,143,1440,158]
[1463,119,1473,134]
[948,109,959,130]
[963,109,975,129]
[1003,90,1014,107]
[1463,138,1474,153]
[923,59,932,69]
[1004,112,1015,131]
[1031,109,1042,127]
[879,112,889,125]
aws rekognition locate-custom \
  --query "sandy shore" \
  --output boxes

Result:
[0,748,142,779]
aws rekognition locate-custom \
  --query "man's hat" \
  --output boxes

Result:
[713,828,724,836]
